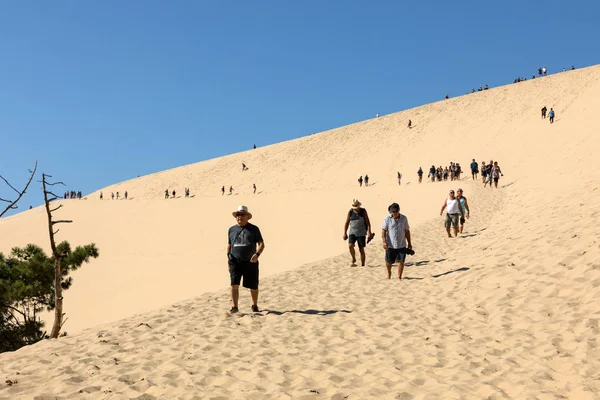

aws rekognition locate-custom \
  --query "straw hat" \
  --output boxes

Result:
[232,205,252,219]
[351,199,362,208]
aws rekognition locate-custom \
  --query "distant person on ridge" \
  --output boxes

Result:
[549,108,555,123]
[100,192,103,200]
[445,94,449,99]
[227,205,264,314]
[253,144,257,149]
[381,202,412,280]
[376,112,380,118]
[165,189,169,199]
[440,190,464,238]
[124,191,128,200]
[229,186,233,195]
[407,119,412,129]
[343,199,373,267]
[116,192,120,200]
[571,65,575,70]
[397,172,402,186]
[417,167,423,183]
[253,183,257,194]
[221,186,225,196]
[542,66,547,76]
[484,84,489,90]
[470,159,479,180]
[112,192,115,200]
[541,106,547,119]
[364,175,369,186]
[242,163,248,171]
[358,176,363,187]
[172,190,176,198]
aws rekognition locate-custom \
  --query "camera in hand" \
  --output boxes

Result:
[399,248,415,256]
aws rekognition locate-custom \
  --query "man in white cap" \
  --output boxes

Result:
[343,199,373,267]
[227,205,265,313]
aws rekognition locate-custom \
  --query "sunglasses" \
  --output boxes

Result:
[235,213,248,217]
[449,192,455,194]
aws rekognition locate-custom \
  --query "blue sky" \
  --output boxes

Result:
[1,1,598,215]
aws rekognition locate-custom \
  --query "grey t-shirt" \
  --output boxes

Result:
[348,208,367,236]
[228,223,263,262]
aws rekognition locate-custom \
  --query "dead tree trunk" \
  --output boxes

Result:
[41,173,72,339]
[0,161,38,217]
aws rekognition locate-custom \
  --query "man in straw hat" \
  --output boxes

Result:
[343,199,374,267]
[227,205,265,313]
[382,202,412,279]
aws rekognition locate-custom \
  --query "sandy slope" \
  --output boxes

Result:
[1,65,600,399]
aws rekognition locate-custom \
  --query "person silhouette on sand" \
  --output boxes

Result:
[549,108,555,123]
[364,175,369,186]
[407,119,412,129]
[253,183,257,194]
[418,167,423,183]
[227,205,264,314]
[358,176,363,187]
[222,186,225,196]
[343,199,373,267]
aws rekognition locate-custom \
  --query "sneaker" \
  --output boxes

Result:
[230,306,239,314]
[251,305,260,312]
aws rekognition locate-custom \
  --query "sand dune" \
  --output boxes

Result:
[1,65,600,399]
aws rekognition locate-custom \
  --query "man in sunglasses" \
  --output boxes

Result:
[227,205,265,314]
[440,190,465,237]
[381,203,412,280]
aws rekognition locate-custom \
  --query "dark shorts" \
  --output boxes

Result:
[229,259,259,290]
[348,234,366,248]
[493,177,499,183]
[385,248,406,264]
[445,213,459,229]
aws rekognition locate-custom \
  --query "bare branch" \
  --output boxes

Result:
[48,197,58,203]
[0,198,11,203]
[50,204,63,212]
[0,161,38,218]
[46,181,67,186]
[60,316,69,329]
[53,229,60,235]
[47,191,63,198]
[0,175,20,194]
[51,220,73,225]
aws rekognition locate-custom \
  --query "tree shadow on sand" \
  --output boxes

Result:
[262,309,351,316]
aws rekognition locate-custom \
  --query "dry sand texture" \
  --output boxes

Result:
[1,66,600,399]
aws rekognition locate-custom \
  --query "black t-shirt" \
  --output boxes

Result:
[228,223,263,262]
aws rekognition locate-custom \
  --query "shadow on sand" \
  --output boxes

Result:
[263,309,352,316]
[432,267,470,278]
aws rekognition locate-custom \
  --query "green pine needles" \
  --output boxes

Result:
[0,242,99,352]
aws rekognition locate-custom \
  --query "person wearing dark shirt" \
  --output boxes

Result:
[227,205,265,314]
[470,159,479,180]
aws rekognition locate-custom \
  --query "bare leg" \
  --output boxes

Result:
[359,247,366,266]
[459,223,464,234]
[397,261,405,279]
[446,227,452,238]
[231,285,240,308]
[386,264,392,279]
[454,226,459,237]
[251,289,259,307]
[349,244,357,265]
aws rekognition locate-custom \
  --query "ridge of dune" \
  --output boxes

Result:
[1,65,600,399]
